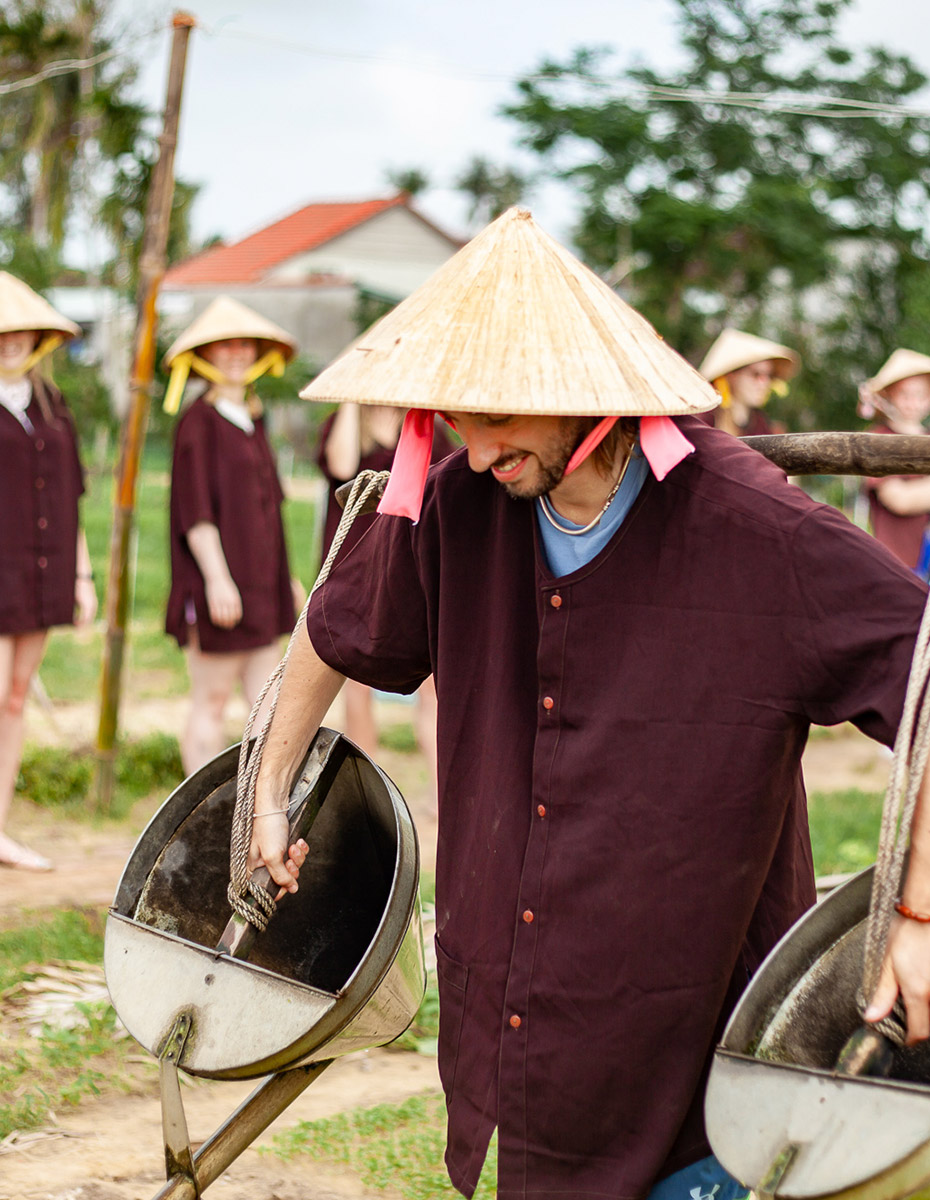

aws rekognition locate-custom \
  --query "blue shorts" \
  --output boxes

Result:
[647,1154,749,1200]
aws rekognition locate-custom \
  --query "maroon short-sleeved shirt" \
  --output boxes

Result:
[0,384,84,635]
[166,397,295,652]
[316,410,455,564]
[308,417,926,1200]
[865,423,929,568]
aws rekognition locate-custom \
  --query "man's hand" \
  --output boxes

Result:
[247,809,309,899]
[866,914,930,1043]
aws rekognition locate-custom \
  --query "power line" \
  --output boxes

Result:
[0,23,163,97]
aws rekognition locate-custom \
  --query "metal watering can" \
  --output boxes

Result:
[104,728,426,1199]
[705,868,930,1200]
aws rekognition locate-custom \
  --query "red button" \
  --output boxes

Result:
[509,1014,522,1029]
[542,696,554,710]
[35,477,45,489]
[35,439,45,451]
[37,556,47,569]
[37,517,48,530]
[537,805,546,818]
[523,910,534,923]
[550,594,562,608]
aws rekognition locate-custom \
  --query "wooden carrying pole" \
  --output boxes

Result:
[95,13,195,809]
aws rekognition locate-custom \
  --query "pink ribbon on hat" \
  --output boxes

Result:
[378,410,695,521]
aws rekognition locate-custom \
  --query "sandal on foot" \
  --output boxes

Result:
[0,838,53,872]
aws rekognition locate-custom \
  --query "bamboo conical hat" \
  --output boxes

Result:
[299,208,720,417]
[699,328,799,383]
[0,271,80,339]
[164,297,297,371]
[866,348,930,395]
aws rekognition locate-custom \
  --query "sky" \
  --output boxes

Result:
[95,0,930,265]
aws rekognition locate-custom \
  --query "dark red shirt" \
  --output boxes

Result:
[0,383,84,635]
[316,410,455,564]
[865,423,929,569]
[308,417,925,1200]
[166,397,295,652]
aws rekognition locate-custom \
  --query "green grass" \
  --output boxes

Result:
[379,721,418,754]
[0,1000,131,1140]
[0,907,105,990]
[267,1092,497,1199]
[808,787,884,875]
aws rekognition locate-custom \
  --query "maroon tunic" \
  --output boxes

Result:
[697,408,783,435]
[166,397,295,652]
[865,423,929,569]
[308,416,926,1200]
[316,410,455,563]
[0,383,84,635]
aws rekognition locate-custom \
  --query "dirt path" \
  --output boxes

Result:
[0,708,888,1198]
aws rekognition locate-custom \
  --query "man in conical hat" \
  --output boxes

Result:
[858,348,930,570]
[162,297,303,775]
[248,210,930,1200]
[0,272,94,872]
[699,327,798,437]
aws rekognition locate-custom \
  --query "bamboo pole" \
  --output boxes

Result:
[95,13,195,809]
[742,432,930,476]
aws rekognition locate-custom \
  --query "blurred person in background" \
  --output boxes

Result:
[858,349,930,572]
[0,273,96,872]
[698,328,798,436]
[163,297,303,774]
[317,400,453,773]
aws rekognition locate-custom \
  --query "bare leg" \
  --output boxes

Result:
[414,675,438,799]
[344,678,378,758]
[0,630,52,870]
[240,641,285,732]
[182,629,245,776]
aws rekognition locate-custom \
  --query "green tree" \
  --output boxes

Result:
[385,167,431,197]
[454,155,530,227]
[503,0,930,429]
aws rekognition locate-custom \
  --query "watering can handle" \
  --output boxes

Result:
[216,729,349,959]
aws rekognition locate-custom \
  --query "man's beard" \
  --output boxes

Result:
[497,417,588,500]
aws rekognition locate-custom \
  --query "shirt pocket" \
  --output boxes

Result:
[435,935,468,1095]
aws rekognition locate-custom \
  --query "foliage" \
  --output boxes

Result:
[16,732,183,813]
[379,721,418,754]
[454,155,530,226]
[268,1092,498,1199]
[503,0,930,430]
[387,167,431,197]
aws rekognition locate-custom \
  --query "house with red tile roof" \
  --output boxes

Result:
[161,194,462,367]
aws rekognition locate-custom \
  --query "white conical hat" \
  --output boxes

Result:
[699,328,799,383]
[0,271,80,338]
[866,348,930,395]
[164,296,297,370]
[300,208,719,417]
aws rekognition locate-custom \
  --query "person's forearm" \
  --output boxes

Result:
[900,765,930,910]
[186,522,234,584]
[75,529,92,578]
[254,626,346,813]
[324,403,363,480]
[876,477,930,516]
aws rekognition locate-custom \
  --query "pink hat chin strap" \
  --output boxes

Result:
[378,410,696,522]
[565,414,694,480]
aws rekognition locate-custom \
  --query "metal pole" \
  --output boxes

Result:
[150,1062,331,1199]
[95,13,195,809]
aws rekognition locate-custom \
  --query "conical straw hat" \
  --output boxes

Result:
[300,208,719,417]
[164,296,297,371]
[0,271,80,338]
[867,348,930,395]
[699,328,799,383]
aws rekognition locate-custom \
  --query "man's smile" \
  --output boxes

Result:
[491,453,529,482]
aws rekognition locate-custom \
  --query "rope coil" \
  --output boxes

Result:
[859,587,930,1044]
[226,469,391,929]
